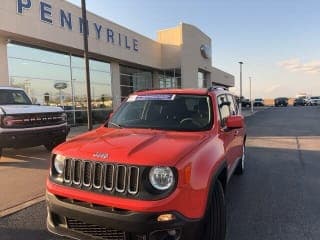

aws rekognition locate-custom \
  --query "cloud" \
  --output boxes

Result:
[265,84,282,93]
[278,58,320,74]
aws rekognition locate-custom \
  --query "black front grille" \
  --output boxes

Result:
[116,165,126,192]
[64,159,72,183]
[2,112,65,128]
[104,164,115,190]
[73,160,82,184]
[62,159,140,196]
[66,218,127,240]
[83,161,92,187]
[93,163,103,188]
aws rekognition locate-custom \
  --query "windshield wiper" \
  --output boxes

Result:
[108,122,122,129]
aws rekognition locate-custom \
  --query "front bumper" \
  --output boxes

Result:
[0,124,69,148]
[46,192,201,240]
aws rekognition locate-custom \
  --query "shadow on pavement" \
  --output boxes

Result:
[226,145,320,240]
[0,202,66,240]
[0,228,58,240]
[0,147,51,170]
[246,106,320,137]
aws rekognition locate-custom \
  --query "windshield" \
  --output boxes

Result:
[276,98,288,101]
[109,94,212,131]
[0,89,32,105]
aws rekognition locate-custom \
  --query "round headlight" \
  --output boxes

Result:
[149,167,175,191]
[54,154,66,175]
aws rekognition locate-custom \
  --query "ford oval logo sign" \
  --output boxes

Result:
[54,82,68,90]
[93,152,109,159]
[200,44,211,59]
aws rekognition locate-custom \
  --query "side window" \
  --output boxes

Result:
[217,94,231,127]
[232,95,239,114]
[227,94,237,115]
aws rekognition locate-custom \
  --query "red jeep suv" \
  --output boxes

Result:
[46,87,246,240]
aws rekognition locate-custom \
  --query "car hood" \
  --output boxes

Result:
[0,105,63,115]
[55,127,210,166]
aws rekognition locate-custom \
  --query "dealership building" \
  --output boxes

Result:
[0,0,234,125]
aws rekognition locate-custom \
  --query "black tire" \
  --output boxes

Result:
[44,138,66,152]
[0,147,2,158]
[235,145,245,175]
[200,180,226,240]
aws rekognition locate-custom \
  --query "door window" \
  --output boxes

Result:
[227,94,238,115]
[217,94,231,127]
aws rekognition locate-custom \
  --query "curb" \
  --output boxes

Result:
[243,107,271,118]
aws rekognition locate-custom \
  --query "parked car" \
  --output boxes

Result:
[241,97,251,107]
[293,98,306,106]
[46,87,246,240]
[254,98,264,106]
[0,87,69,157]
[274,97,288,107]
[307,96,320,106]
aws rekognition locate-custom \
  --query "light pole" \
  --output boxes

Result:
[81,0,93,130]
[249,76,253,113]
[238,62,243,114]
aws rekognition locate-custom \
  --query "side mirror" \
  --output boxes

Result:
[226,115,244,129]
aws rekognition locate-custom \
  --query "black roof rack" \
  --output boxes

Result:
[208,85,228,91]
[135,88,161,92]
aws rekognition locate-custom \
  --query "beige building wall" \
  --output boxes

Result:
[0,0,162,69]
[157,23,234,89]
[0,0,234,92]
[157,25,182,69]
[210,67,235,87]
[0,37,9,86]
[180,23,212,88]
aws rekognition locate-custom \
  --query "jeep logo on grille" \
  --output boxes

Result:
[93,152,109,159]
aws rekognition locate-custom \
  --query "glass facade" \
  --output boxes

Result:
[120,65,152,101]
[159,69,181,89]
[198,70,208,88]
[7,43,112,125]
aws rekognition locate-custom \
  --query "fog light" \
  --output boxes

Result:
[157,213,175,222]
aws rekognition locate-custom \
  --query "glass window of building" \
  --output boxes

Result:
[159,69,181,89]
[7,43,112,126]
[120,65,152,101]
[198,71,208,88]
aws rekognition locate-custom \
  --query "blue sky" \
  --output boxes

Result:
[67,0,320,98]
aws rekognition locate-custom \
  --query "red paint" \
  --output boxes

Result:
[47,88,246,219]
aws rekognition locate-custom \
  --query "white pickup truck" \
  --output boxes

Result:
[307,96,320,106]
[0,87,69,157]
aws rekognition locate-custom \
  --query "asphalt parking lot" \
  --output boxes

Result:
[0,106,319,240]
[226,106,320,240]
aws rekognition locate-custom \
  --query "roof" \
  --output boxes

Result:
[134,87,229,96]
[135,88,209,95]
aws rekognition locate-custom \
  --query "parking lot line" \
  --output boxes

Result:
[0,195,45,218]
[13,155,47,161]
